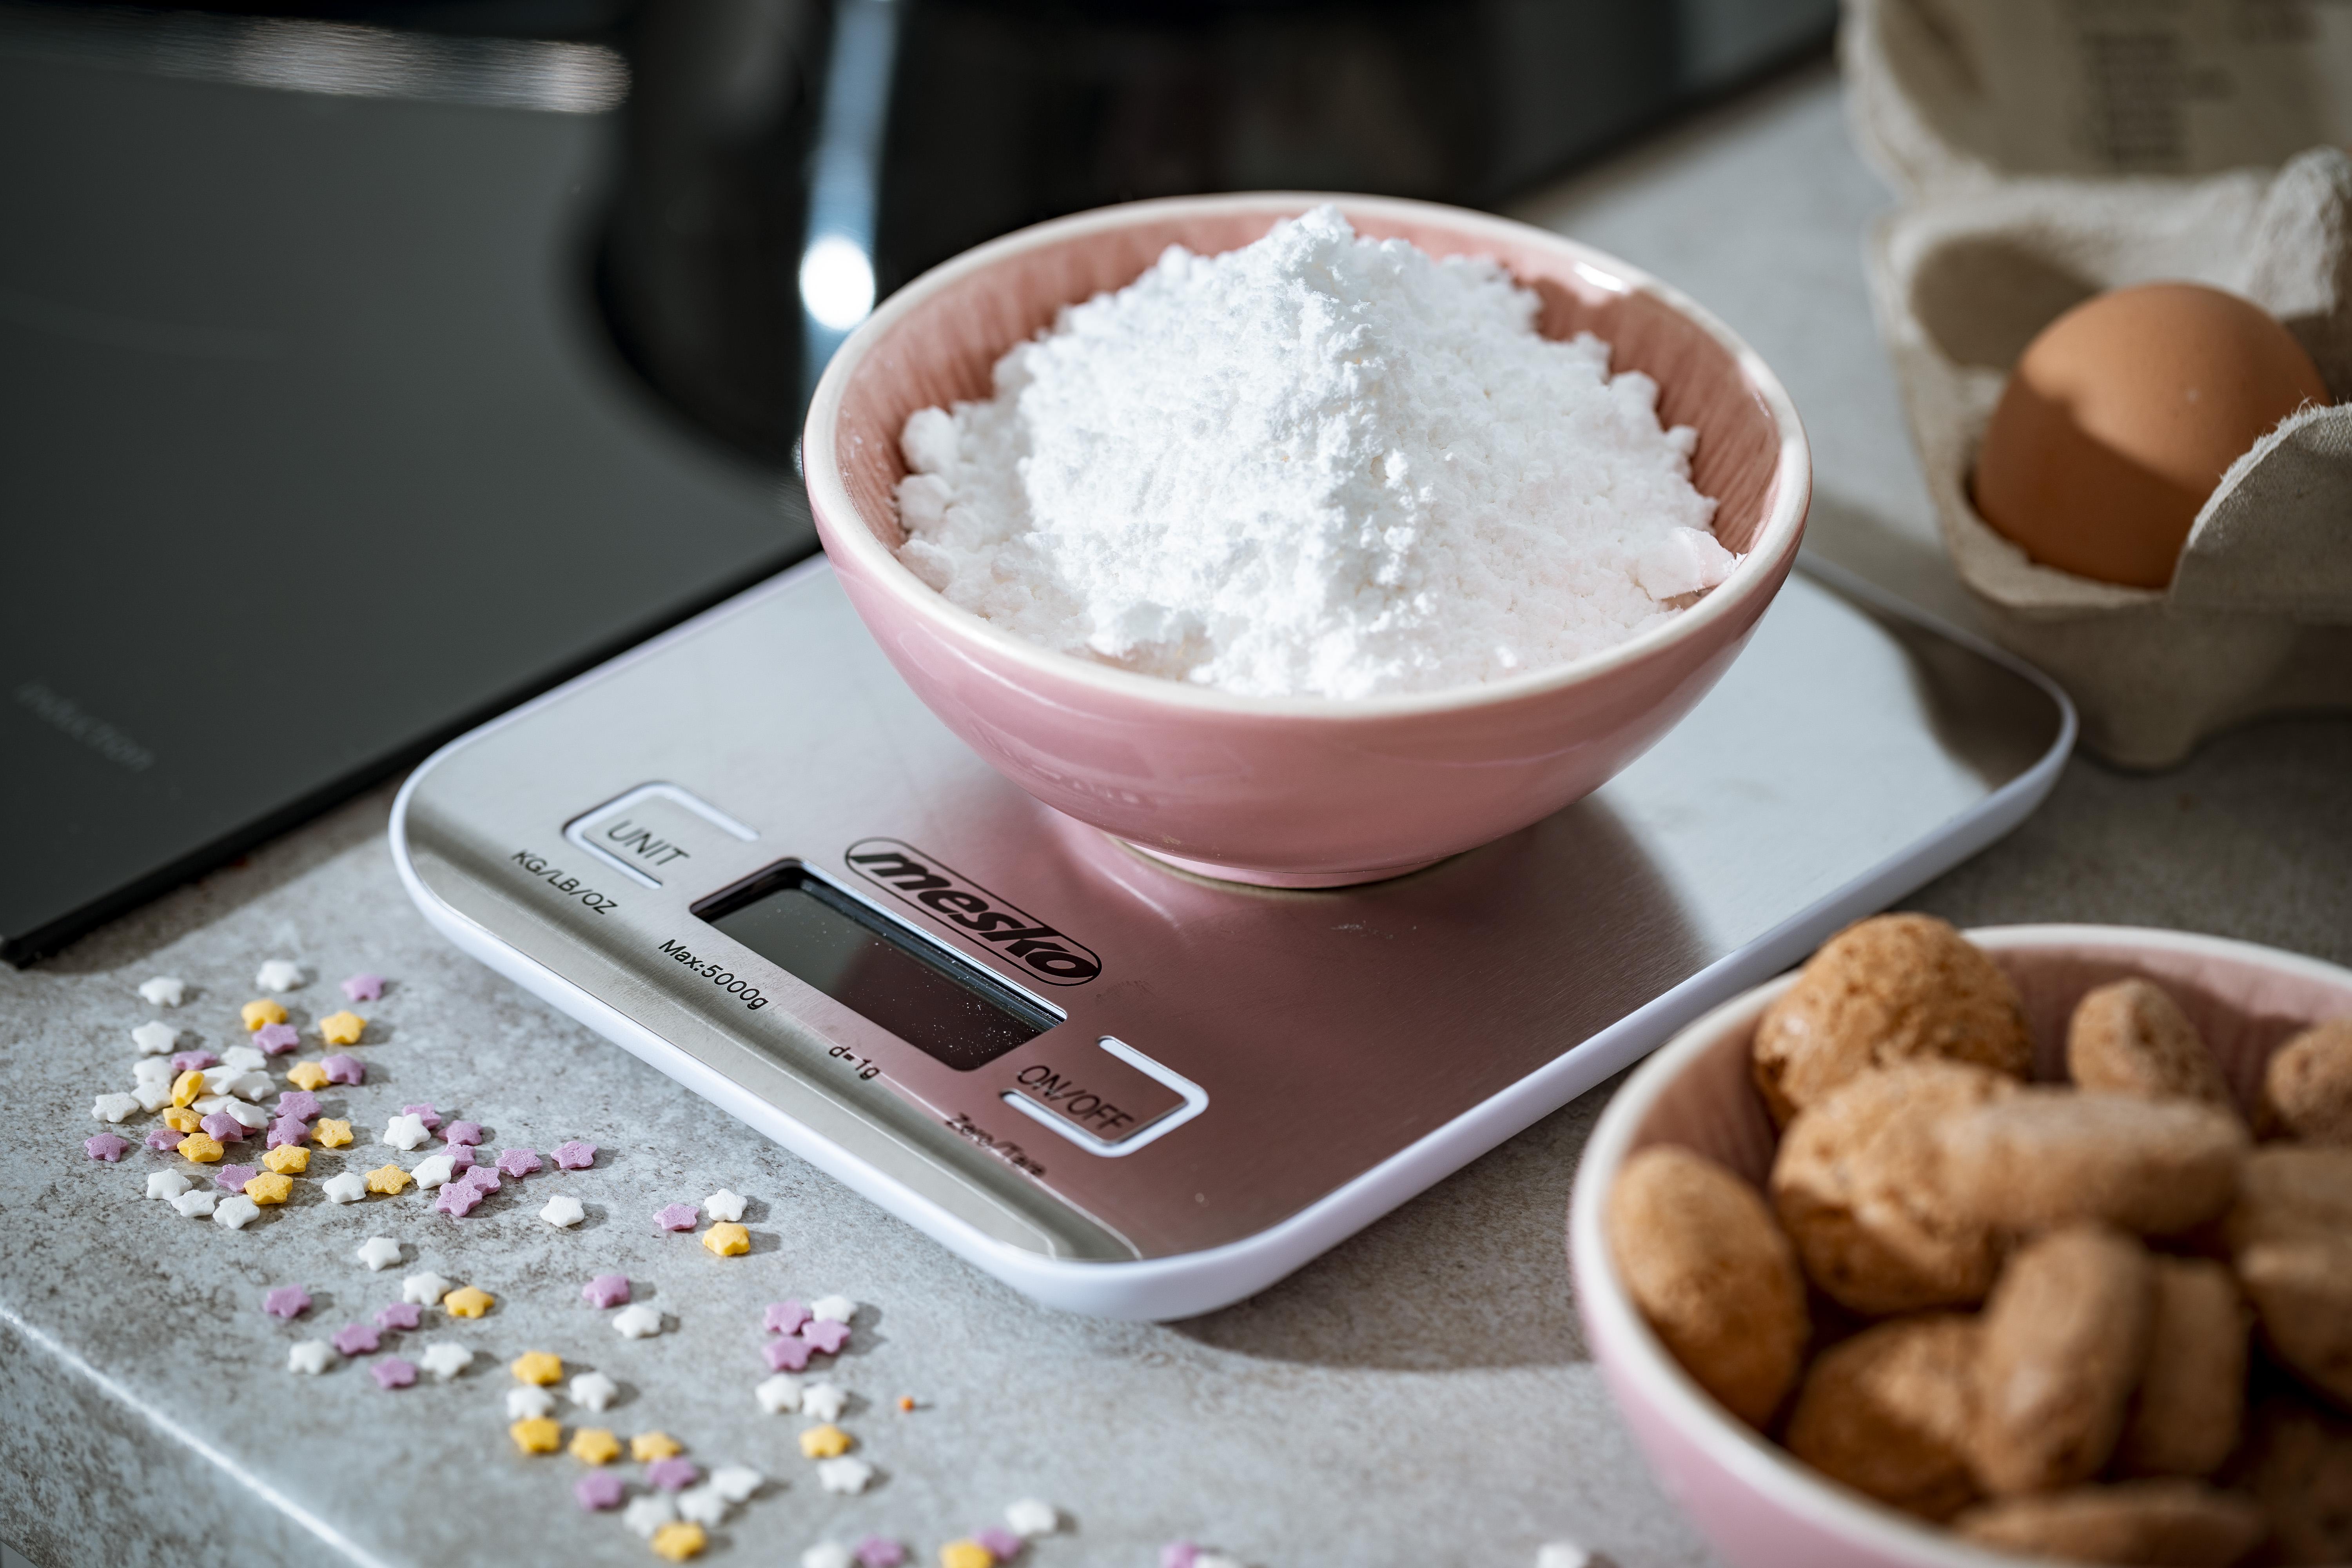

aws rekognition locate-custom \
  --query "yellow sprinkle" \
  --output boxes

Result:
[263,1145,309,1175]
[938,1542,994,1568]
[444,1286,494,1318]
[169,1069,205,1108]
[629,1431,682,1463]
[364,1164,412,1196]
[312,1118,352,1147]
[569,1427,620,1465]
[318,1010,366,1046]
[798,1424,853,1459]
[177,1134,224,1165]
[508,1417,562,1455]
[701,1222,749,1258]
[286,1061,330,1092]
[243,1172,293,1205]
[241,998,287,1030]
[650,1522,707,1562]
[510,1351,564,1387]
[164,1106,203,1134]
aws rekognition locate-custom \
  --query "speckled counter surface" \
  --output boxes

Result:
[6,62,2351,1568]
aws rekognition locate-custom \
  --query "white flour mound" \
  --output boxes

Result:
[892,205,1735,700]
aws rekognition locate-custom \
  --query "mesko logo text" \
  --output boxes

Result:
[843,840,1101,985]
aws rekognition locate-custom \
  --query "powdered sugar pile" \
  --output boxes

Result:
[892,205,1737,700]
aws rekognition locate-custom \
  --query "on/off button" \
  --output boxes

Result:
[998,1036,1207,1155]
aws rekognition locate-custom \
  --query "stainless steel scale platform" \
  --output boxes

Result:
[393,554,2071,1319]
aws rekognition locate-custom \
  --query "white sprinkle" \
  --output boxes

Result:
[171,1189,219,1218]
[146,1171,192,1202]
[287,1340,334,1375]
[213,1194,261,1230]
[419,1342,473,1380]
[410,1154,456,1189]
[800,1544,854,1568]
[381,1114,430,1151]
[612,1303,663,1339]
[201,1067,239,1095]
[227,1071,274,1102]
[621,1494,677,1540]
[570,1371,619,1412]
[220,1044,267,1073]
[539,1194,586,1228]
[133,1082,174,1114]
[506,1386,556,1420]
[321,1171,367,1204]
[90,1093,140,1123]
[220,1098,270,1129]
[255,959,305,991]
[191,1094,238,1116]
[1535,1546,1595,1568]
[1195,1555,1245,1568]
[131,1020,179,1055]
[800,1381,848,1421]
[1005,1498,1059,1537]
[676,1484,730,1528]
[138,976,187,1007]
[702,1188,746,1223]
[710,1465,762,1504]
[356,1236,403,1271]
[402,1272,454,1306]
[132,1057,174,1086]
[809,1294,855,1324]
[755,1374,803,1414]
[815,1457,873,1495]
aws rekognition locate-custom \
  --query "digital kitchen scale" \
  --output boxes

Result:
[392,553,2072,1320]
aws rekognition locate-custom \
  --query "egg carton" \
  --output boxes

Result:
[1844,0,2352,768]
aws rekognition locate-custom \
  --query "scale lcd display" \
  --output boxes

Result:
[698,864,1056,1071]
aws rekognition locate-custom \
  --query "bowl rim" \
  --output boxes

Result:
[802,190,1813,721]
[1566,922,2352,1568]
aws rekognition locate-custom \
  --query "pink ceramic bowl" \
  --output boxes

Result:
[1568,924,2352,1568]
[803,192,1810,887]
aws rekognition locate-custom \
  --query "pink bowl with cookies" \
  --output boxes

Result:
[1567,923,2352,1568]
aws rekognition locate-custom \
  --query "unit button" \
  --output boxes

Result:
[565,784,757,889]
[998,1036,1208,1155]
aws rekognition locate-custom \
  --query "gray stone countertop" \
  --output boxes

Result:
[5,60,2350,1568]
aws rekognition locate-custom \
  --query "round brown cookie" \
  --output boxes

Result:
[2118,1257,2248,1478]
[1934,1089,2247,1237]
[1751,914,2031,1128]
[1771,1060,2016,1314]
[1784,1314,1980,1521]
[2227,1394,2352,1566]
[1970,1225,2154,1495]
[1953,1481,2265,1566]
[2225,1145,2352,1254]
[2237,1234,2352,1410]
[1606,1144,1809,1428]
[2262,1020,2352,1146]
[2069,978,2237,1112]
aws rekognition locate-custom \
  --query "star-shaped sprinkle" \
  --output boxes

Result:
[703,1189,746,1223]
[848,1529,898,1561]
[575,1472,625,1510]
[496,1147,540,1179]
[176,1133,225,1164]
[552,1140,597,1170]
[510,1351,563,1386]
[256,959,304,990]
[83,1134,131,1162]
[764,1300,810,1336]
[508,1385,557,1419]
[510,1418,561,1455]
[170,1050,218,1073]
[362,1164,410,1196]
[401,1103,441,1132]
[973,1528,1023,1561]
[702,1223,750,1257]
[341,972,384,1002]
[461,1164,500,1195]
[267,1119,309,1150]
[800,1381,848,1421]
[147,1171,191,1201]
[446,1143,477,1174]
[131,1021,179,1055]
[651,1522,705,1563]
[241,998,288,1030]
[541,1194,586,1228]
[583,1273,631,1309]
[243,1172,292,1206]
[443,1285,494,1318]
[286,1061,330,1091]
[443,1119,484,1147]
[411,1154,456,1190]
[801,1318,851,1354]
[220,1044,267,1071]
[355,1236,403,1271]
[262,1285,311,1319]
[434,1183,484,1218]
[570,1370,619,1412]
[253,1022,300,1056]
[322,1054,365,1086]
[402,1272,454,1306]
[171,1189,218,1218]
[263,1144,309,1175]
[763,1338,811,1373]
[654,1203,698,1232]
[90,1093,140,1123]
[380,1113,427,1150]
[1005,1500,1058,1538]
[709,1466,761,1505]
[196,1112,245,1144]
[316,1010,366,1046]
[810,1294,856,1324]
[222,1097,270,1128]
[287,1340,333,1375]
[372,1357,417,1390]
[630,1432,682,1463]
[798,1425,852,1459]
[572,1426,622,1465]
[213,1194,261,1230]
[321,1171,367,1203]
[138,976,187,1006]
[278,1090,322,1122]
[622,1495,677,1540]
[755,1374,801,1414]
[418,1341,472,1379]
[145,1127,182,1152]
[677,1485,728,1528]
[612,1304,663,1339]
[374,1301,421,1331]
[332,1323,381,1356]
[647,1457,698,1492]
[214,1163,258,1193]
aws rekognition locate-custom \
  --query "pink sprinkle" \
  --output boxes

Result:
[267,1118,309,1149]
[321,1054,364,1085]
[83,1134,132,1163]
[252,1022,300,1055]
[276,1090,322,1122]
[169,1050,217,1073]
[332,1323,381,1356]
[145,1128,180,1152]
[583,1274,631,1309]
[214,1163,258,1193]
[401,1103,442,1132]
[1161,1546,1199,1568]
[374,1301,421,1331]
[443,1120,484,1147]
[458,1167,500,1199]
[975,1528,1023,1560]
[434,1183,484,1218]
[854,1538,907,1568]
[551,1140,596,1170]
[762,1300,810,1336]
[263,1286,311,1319]
[762,1337,811,1373]
[646,1457,697,1492]
[495,1147,540,1179]
[654,1203,698,1232]
[371,1357,417,1390]
[341,973,384,1002]
[447,1143,477,1173]
[800,1318,851,1354]
[574,1473,624,1511]
[199,1113,245,1144]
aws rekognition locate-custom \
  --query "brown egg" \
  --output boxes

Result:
[1971,282,2330,589]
